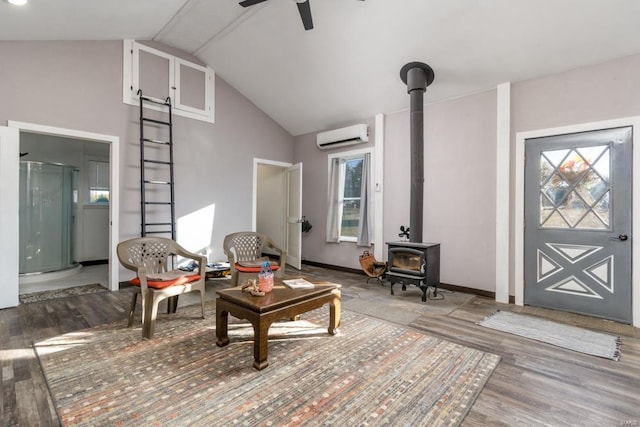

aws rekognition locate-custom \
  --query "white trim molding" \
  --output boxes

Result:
[0,126,20,308]
[252,158,293,232]
[374,113,385,260]
[7,121,120,292]
[495,83,511,303]
[514,116,640,328]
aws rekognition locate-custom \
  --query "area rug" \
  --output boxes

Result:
[478,310,621,361]
[35,303,500,426]
[19,284,107,304]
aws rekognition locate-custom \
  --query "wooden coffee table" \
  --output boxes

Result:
[215,282,341,370]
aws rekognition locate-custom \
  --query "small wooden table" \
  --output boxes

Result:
[215,282,341,370]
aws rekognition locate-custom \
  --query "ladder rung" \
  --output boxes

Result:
[144,222,173,226]
[139,96,171,106]
[144,202,174,205]
[143,159,171,165]
[144,230,173,235]
[143,138,170,145]
[142,117,171,126]
[144,180,172,185]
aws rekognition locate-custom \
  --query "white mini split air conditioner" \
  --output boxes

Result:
[316,124,369,149]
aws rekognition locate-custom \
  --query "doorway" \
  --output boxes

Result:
[7,121,120,296]
[253,159,303,270]
[524,127,632,323]
[514,117,640,328]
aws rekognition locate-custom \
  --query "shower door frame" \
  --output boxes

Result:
[7,121,120,296]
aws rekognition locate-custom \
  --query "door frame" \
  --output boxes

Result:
[0,126,20,308]
[7,121,120,292]
[513,116,640,327]
[252,157,294,246]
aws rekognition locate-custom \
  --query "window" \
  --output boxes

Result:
[88,160,109,204]
[123,40,215,123]
[341,157,364,238]
[326,149,372,245]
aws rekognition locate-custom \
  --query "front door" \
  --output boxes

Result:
[524,127,632,323]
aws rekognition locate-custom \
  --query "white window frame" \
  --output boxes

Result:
[123,40,215,123]
[327,147,373,243]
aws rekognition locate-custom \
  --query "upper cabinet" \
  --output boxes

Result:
[123,40,215,123]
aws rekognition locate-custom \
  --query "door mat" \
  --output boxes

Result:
[19,284,107,304]
[478,310,621,361]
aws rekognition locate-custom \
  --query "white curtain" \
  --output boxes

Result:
[325,157,342,242]
[357,153,372,246]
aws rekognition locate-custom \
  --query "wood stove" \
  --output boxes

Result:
[385,62,440,302]
[386,241,440,302]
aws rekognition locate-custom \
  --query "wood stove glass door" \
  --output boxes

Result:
[524,127,632,323]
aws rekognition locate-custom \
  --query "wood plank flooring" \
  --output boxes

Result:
[1,265,639,426]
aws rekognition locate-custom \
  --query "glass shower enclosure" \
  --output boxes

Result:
[19,161,79,275]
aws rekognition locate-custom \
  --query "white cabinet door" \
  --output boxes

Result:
[123,40,215,123]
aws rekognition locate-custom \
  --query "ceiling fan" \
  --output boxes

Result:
[239,0,364,31]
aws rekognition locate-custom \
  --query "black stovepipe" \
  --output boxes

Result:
[400,62,434,243]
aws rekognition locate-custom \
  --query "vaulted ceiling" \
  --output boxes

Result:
[2,0,640,135]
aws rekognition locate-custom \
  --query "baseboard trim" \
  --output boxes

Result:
[80,259,109,266]
[301,259,365,276]
[301,260,514,301]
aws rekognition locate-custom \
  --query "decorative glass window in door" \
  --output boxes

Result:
[539,145,610,229]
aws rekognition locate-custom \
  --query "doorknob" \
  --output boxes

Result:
[614,234,629,241]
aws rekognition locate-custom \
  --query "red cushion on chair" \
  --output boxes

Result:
[129,274,201,289]
[234,263,280,273]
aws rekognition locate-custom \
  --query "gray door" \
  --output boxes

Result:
[524,127,632,323]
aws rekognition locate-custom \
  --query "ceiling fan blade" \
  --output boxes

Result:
[239,0,268,7]
[296,0,314,30]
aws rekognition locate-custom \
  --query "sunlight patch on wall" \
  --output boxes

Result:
[177,204,215,257]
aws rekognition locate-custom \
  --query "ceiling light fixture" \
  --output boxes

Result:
[7,0,28,5]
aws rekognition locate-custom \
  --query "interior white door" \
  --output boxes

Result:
[286,163,303,270]
[0,126,20,308]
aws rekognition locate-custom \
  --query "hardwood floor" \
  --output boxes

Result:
[1,265,639,426]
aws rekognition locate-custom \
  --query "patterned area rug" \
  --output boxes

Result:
[35,303,500,426]
[478,310,621,360]
[19,284,107,304]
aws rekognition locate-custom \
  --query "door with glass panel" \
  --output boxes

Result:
[524,127,632,323]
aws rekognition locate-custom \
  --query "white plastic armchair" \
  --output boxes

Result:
[117,237,207,339]
[223,232,286,286]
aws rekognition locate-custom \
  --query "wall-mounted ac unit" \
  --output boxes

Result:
[316,124,369,149]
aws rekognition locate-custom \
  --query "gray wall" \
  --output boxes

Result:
[384,90,498,291]
[0,41,294,268]
[3,41,639,294]
[295,54,640,294]
[509,53,640,294]
[293,118,376,270]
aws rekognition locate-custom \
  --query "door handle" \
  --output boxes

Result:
[611,234,629,241]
